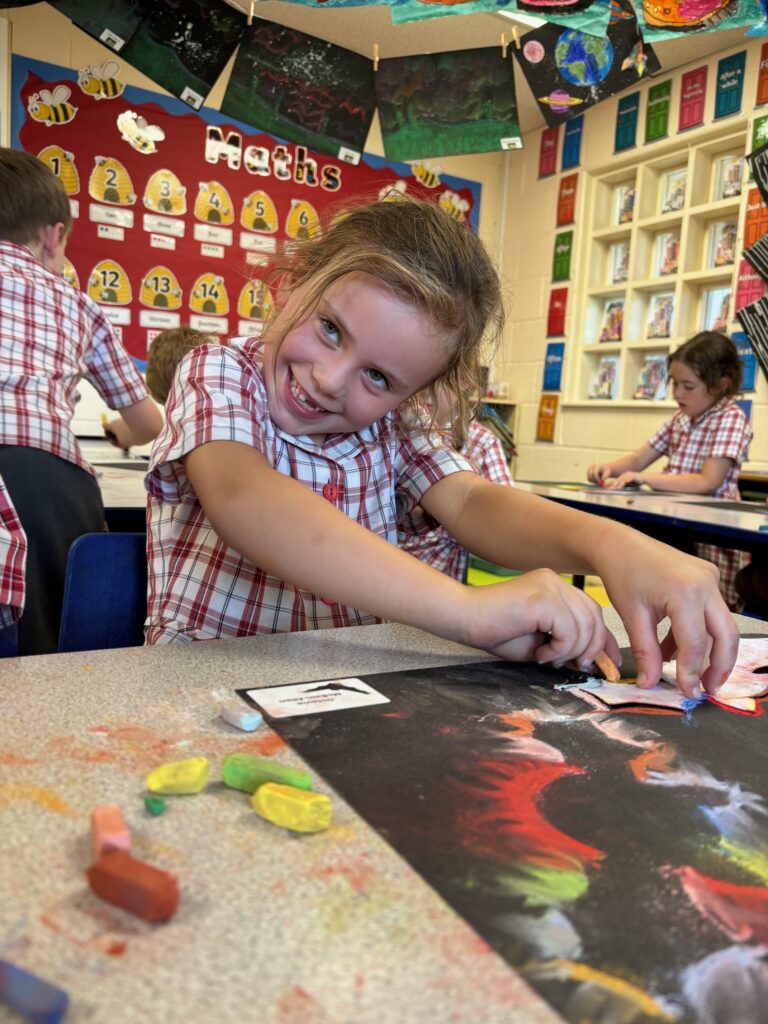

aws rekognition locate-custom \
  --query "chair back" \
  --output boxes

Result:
[58,533,147,653]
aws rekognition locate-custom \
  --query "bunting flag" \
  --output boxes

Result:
[48,0,143,52]
[375,48,521,161]
[636,0,762,44]
[743,234,768,281]
[513,0,660,129]
[735,297,768,381]
[221,17,376,165]
[119,0,246,110]
[389,0,613,34]
[747,141,768,207]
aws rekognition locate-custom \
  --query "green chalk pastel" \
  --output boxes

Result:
[221,753,312,794]
[144,796,167,817]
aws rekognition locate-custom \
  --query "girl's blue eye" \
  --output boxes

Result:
[320,317,339,344]
[366,368,389,391]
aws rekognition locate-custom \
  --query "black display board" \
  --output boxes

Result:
[263,655,768,1024]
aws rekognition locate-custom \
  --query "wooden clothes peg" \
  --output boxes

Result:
[501,33,508,59]
[247,0,254,26]
[373,43,379,71]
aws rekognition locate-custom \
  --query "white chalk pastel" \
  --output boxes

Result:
[220,700,263,732]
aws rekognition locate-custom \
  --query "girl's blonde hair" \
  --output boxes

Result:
[260,195,505,436]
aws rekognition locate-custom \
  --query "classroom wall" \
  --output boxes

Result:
[3,6,766,478]
[497,37,768,481]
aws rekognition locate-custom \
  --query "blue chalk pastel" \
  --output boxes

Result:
[220,700,263,732]
[0,959,69,1024]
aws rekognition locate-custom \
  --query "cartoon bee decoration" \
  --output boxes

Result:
[116,111,165,155]
[140,266,182,310]
[438,190,470,224]
[89,156,136,206]
[77,61,124,100]
[143,170,187,216]
[190,273,229,316]
[410,161,443,189]
[240,191,278,234]
[88,260,132,305]
[379,180,408,203]
[194,181,234,225]
[237,280,273,323]
[37,145,79,195]
[27,86,78,127]
[61,258,80,290]
[285,200,320,241]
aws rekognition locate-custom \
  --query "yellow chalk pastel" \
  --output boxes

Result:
[252,783,331,833]
[146,757,209,795]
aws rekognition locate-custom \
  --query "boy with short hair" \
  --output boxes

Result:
[0,147,164,654]
[146,326,213,405]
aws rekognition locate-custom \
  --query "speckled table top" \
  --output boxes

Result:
[0,614,763,1024]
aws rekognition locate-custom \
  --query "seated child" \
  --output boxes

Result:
[0,475,26,631]
[399,385,514,581]
[144,197,738,699]
[146,326,215,405]
[587,331,751,610]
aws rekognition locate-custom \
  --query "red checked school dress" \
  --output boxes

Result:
[145,339,473,644]
[0,477,26,630]
[399,421,514,581]
[647,397,753,610]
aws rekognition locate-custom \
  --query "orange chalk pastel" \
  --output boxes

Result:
[595,651,620,682]
[87,850,179,923]
[90,803,131,857]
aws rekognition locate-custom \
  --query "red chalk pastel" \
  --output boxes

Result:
[90,803,131,857]
[87,850,179,923]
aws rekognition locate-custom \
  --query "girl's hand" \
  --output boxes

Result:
[460,568,619,671]
[587,463,611,485]
[605,471,644,490]
[103,417,131,449]
[594,533,739,698]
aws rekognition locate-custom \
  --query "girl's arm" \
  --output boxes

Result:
[587,444,658,485]
[184,440,618,673]
[610,456,732,495]
[421,471,738,698]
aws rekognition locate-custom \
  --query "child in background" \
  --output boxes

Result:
[0,148,163,654]
[146,198,738,698]
[146,326,215,405]
[587,331,752,610]
[399,384,514,581]
[0,476,26,633]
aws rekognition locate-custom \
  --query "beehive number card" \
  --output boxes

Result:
[13,55,481,369]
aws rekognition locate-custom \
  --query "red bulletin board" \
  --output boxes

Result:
[13,56,481,369]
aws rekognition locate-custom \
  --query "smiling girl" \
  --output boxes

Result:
[145,200,738,698]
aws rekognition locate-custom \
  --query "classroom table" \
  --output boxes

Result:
[517,481,768,556]
[0,613,764,1024]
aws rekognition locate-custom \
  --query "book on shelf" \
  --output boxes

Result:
[599,298,624,342]
[655,230,679,276]
[588,355,620,399]
[660,168,687,214]
[702,286,731,331]
[633,354,668,400]
[708,220,737,268]
[647,293,674,338]
[615,185,635,225]
[610,242,630,284]
[713,154,743,200]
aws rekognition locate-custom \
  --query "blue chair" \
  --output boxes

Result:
[58,533,147,653]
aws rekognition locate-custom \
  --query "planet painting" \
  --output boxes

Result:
[554,30,614,88]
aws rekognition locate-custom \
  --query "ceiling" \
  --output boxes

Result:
[224,2,752,135]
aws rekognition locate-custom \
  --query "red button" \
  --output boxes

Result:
[322,482,339,501]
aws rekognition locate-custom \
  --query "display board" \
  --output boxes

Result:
[263,653,768,1024]
[12,56,481,369]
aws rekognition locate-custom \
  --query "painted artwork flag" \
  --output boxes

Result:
[119,0,246,110]
[747,142,768,209]
[735,295,768,381]
[221,17,376,164]
[48,0,143,52]
[388,0,613,34]
[636,0,762,43]
[512,0,660,129]
[375,48,521,161]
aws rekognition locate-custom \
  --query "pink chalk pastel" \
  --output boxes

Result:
[90,804,131,857]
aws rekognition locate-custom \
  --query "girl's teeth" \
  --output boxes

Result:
[290,376,322,411]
